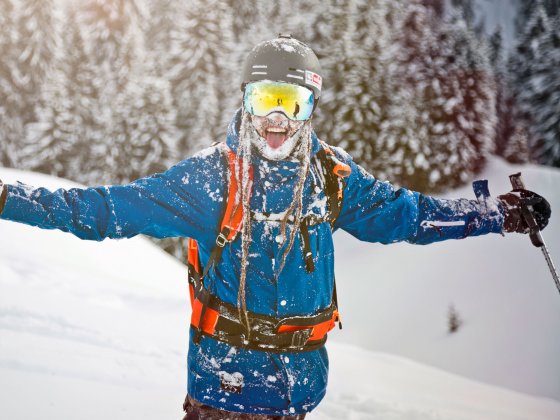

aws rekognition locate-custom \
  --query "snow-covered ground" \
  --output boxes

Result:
[1,158,559,419]
[332,157,560,401]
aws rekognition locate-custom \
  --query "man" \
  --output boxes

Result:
[0,35,551,419]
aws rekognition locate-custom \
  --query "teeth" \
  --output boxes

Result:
[267,128,287,133]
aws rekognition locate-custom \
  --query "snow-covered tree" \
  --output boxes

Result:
[489,26,528,162]
[420,0,444,18]
[166,0,235,156]
[0,0,60,167]
[145,0,183,80]
[447,304,463,334]
[11,0,60,124]
[314,0,399,172]
[503,125,530,164]
[221,0,273,129]
[378,4,496,193]
[22,6,105,182]
[516,0,560,33]
[102,75,176,184]
[74,0,168,185]
[511,3,560,166]
[449,0,475,26]
[79,0,148,93]
[0,0,22,167]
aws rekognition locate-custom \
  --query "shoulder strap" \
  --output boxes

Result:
[218,145,253,244]
[314,141,351,226]
[191,143,253,344]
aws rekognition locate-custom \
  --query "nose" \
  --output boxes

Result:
[265,112,289,126]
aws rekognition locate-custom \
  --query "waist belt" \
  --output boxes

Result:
[190,285,339,352]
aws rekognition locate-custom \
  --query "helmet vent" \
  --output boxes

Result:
[286,74,304,81]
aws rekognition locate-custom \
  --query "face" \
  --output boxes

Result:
[250,112,305,149]
[248,112,306,161]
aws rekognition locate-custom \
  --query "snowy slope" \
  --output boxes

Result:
[332,157,560,400]
[0,162,559,420]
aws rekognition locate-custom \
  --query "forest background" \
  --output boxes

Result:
[0,0,558,259]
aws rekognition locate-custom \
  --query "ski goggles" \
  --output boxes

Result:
[243,81,315,121]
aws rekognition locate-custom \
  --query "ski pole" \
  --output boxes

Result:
[509,172,560,295]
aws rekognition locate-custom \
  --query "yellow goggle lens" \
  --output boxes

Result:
[243,81,315,121]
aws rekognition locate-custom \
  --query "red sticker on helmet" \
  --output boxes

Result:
[305,71,322,91]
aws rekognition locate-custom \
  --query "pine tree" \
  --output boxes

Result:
[447,304,463,334]
[74,0,161,185]
[443,15,497,171]
[309,0,401,175]
[379,4,496,192]
[511,3,560,166]
[503,125,530,164]
[22,5,104,182]
[0,0,23,167]
[11,0,60,125]
[145,0,183,80]
[0,0,60,167]
[221,0,273,130]
[167,0,235,156]
[516,0,559,34]
[450,0,475,26]
[377,4,462,192]
[489,26,528,161]
[421,0,444,19]
[105,74,176,183]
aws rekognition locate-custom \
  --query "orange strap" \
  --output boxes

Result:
[189,283,339,343]
[220,150,254,241]
[189,285,220,335]
[277,309,340,341]
[321,141,352,179]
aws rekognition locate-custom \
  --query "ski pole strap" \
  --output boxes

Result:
[189,286,339,352]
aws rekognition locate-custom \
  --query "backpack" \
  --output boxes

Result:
[187,141,350,351]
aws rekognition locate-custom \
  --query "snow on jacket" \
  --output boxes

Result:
[0,110,504,415]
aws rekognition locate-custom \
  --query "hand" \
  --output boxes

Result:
[498,189,551,233]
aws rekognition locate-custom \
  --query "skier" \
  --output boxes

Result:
[0,35,552,419]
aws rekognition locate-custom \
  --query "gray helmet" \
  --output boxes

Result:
[241,34,323,101]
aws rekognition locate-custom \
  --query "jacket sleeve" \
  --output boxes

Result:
[0,146,226,242]
[332,148,505,245]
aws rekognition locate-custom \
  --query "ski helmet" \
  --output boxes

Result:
[241,34,323,103]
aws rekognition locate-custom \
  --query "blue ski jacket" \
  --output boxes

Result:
[0,110,504,416]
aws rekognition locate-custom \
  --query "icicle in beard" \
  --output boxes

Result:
[235,109,312,336]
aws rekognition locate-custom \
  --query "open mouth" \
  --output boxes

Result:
[265,127,288,149]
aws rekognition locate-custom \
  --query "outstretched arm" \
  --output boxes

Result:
[0,146,226,243]
[332,148,504,245]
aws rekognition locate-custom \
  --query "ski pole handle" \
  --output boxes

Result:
[509,172,525,190]
[509,172,544,247]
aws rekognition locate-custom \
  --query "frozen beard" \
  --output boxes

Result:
[236,109,313,332]
[241,111,312,161]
